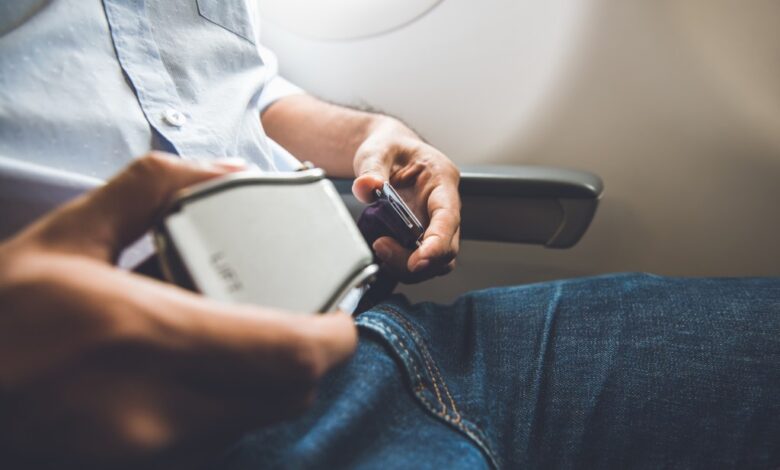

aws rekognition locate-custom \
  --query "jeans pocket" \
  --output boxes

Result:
[357,306,501,469]
[196,0,256,44]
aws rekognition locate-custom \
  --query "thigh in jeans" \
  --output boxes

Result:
[221,273,780,469]
[389,273,780,469]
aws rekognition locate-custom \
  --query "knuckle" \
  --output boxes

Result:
[122,153,180,205]
[100,303,157,350]
[0,249,39,290]
[0,259,78,324]
[414,154,433,168]
[446,161,461,180]
[426,150,458,175]
[132,152,172,175]
[111,408,173,457]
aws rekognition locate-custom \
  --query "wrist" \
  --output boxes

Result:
[363,114,418,142]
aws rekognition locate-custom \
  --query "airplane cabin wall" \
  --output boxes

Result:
[258,0,780,302]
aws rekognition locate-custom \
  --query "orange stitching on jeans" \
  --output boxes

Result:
[376,307,448,413]
[363,320,451,420]
[360,318,425,392]
[415,387,499,470]
[360,312,500,470]
[378,308,448,411]
[380,307,462,422]
[383,328,446,414]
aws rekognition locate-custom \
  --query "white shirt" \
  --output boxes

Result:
[0,0,304,179]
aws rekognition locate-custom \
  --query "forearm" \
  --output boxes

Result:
[262,94,459,282]
[261,94,407,178]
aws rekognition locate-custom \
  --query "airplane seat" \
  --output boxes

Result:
[330,165,602,249]
[0,155,603,269]
[257,0,780,285]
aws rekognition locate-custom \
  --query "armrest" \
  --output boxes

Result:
[458,165,602,247]
[0,157,601,250]
[331,164,603,248]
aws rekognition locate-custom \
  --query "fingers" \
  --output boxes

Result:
[372,237,408,273]
[356,140,461,283]
[155,303,356,456]
[352,150,393,203]
[31,152,246,262]
[287,310,359,379]
[0,251,358,465]
[407,181,461,271]
[373,237,454,284]
[112,270,358,394]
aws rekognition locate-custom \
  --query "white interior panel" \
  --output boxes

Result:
[258,0,780,302]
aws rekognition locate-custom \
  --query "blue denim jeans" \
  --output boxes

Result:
[220,273,780,469]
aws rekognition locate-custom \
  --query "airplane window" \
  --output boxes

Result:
[257,0,444,40]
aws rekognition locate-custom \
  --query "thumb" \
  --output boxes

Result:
[33,152,246,262]
[352,152,391,204]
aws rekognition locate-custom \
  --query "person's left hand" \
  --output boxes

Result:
[352,118,461,283]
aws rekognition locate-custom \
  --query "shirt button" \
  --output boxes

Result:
[163,108,187,127]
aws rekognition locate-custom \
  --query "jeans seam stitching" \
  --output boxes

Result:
[379,310,448,413]
[359,318,425,392]
[380,307,462,420]
[360,317,464,432]
[366,308,500,469]
[367,309,447,414]
[359,319,455,419]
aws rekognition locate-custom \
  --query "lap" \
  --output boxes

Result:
[220,273,780,469]
[398,273,780,468]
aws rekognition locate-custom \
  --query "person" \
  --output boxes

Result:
[0,2,777,469]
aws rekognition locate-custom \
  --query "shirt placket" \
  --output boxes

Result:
[102,0,198,158]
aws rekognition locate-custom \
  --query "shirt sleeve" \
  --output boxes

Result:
[257,44,305,113]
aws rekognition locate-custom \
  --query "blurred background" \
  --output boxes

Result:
[257,0,780,302]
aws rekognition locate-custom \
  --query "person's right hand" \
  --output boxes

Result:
[0,153,358,469]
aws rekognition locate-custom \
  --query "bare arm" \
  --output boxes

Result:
[261,94,461,282]
[0,153,357,467]
[261,94,391,178]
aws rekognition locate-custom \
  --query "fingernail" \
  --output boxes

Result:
[412,260,430,272]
